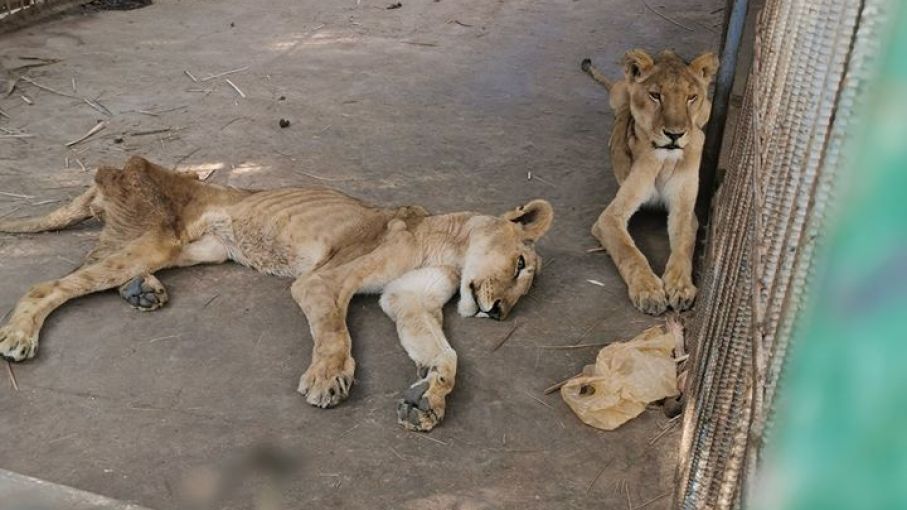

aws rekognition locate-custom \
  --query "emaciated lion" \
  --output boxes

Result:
[581,49,718,315]
[0,156,554,431]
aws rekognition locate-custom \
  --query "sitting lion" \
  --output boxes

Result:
[0,156,553,431]
[581,49,718,315]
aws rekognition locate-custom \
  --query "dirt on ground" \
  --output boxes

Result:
[0,1,721,508]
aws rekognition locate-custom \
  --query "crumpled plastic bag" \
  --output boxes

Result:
[560,320,682,430]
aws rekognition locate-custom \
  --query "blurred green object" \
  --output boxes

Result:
[755,3,907,509]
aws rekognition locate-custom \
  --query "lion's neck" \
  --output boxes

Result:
[412,212,479,270]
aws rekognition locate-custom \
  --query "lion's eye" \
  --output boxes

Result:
[649,92,661,102]
[517,255,526,272]
[688,94,698,103]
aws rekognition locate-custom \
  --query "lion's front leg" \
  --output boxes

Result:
[291,274,357,408]
[663,174,699,311]
[291,223,420,408]
[591,161,667,315]
[379,266,459,432]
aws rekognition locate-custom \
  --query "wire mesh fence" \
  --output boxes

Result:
[0,0,91,32]
[675,0,894,508]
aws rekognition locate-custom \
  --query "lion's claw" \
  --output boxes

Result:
[0,325,38,362]
[298,356,355,408]
[628,275,667,315]
[664,269,697,312]
[397,378,445,432]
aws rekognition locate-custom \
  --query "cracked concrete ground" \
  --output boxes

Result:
[0,0,721,508]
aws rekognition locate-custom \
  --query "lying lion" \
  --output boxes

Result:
[0,156,553,431]
[581,49,718,315]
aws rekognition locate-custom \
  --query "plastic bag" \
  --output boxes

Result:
[560,320,682,430]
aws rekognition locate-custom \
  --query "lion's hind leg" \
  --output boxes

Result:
[0,186,97,234]
[380,266,459,432]
[0,233,179,361]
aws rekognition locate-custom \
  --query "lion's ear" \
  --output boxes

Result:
[502,199,554,242]
[623,49,654,82]
[690,51,719,83]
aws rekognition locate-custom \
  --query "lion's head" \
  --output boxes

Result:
[622,49,718,156]
[457,199,554,320]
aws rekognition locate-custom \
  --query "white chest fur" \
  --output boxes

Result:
[643,155,685,208]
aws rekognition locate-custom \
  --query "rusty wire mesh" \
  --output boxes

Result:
[674,0,892,508]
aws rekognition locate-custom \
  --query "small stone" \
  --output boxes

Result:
[279,119,291,128]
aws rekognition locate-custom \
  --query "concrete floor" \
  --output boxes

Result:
[0,469,152,510]
[0,1,722,508]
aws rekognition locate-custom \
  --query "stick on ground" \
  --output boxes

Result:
[640,0,694,31]
[148,334,182,344]
[491,323,521,352]
[225,78,246,98]
[648,417,679,445]
[6,361,19,391]
[525,391,553,409]
[173,147,202,170]
[409,432,449,446]
[537,342,610,350]
[543,376,573,395]
[0,191,35,199]
[65,121,106,147]
[200,66,249,82]
[18,77,111,116]
[623,480,633,510]
[130,128,172,136]
[585,461,612,493]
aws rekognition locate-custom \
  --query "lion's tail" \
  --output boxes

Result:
[581,58,613,92]
[0,185,97,233]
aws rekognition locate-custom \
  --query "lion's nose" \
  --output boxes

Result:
[663,129,685,142]
[487,300,503,321]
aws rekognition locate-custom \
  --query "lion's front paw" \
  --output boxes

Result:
[664,270,697,311]
[119,275,168,312]
[397,379,446,432]
[0,325,38,362]
[628,274,668,315]
[297,355,355,408]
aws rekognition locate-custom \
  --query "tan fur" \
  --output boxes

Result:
[0,156,554,431]
[583,49,718,314]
